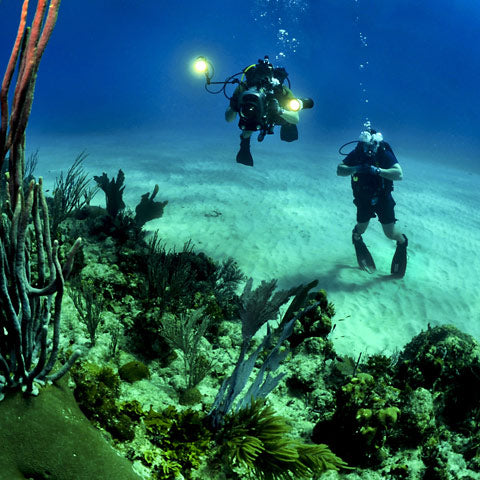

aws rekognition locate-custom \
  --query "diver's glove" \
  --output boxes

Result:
[356,164,380,175]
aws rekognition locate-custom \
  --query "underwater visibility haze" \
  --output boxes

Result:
[1,0,479,164]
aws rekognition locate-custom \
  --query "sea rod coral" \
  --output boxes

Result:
[0,0,81,400]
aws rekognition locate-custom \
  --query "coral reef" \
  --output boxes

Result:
[311,324,480,478]
[3,6,480,478]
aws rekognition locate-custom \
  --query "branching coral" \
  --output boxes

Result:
[94,170,126,219]
[207,279,321,428]
[159,308,213,396]
[50,151,98,235]
[0,0,82,399]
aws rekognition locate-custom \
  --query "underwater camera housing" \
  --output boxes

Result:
[239,56,279,133]
[238,87,269,132]
[237,56,287,135]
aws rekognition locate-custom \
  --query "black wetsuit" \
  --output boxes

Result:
[343,142,399,224]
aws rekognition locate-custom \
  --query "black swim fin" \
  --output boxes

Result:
[236,135,253,166]
[352,230,376,273]
[391,235,408,278]
[280,123,298,142]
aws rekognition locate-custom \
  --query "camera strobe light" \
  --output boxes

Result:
[288,98,303,111]
[194,56,208,74]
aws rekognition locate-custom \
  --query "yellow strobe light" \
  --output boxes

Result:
[194,56,208,74]
[288,98,303,112]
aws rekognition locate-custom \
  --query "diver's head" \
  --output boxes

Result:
[256,59,274,85]
[359,129,383,157]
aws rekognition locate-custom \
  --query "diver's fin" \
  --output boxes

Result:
[236,135,253,166]
[352,230,376,273]
[280,123,298,142]
[391,235,408,278]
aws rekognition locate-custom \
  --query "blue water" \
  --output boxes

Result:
[1,0,479,168]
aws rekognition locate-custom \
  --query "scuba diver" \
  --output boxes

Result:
[193,54,313,167]
[225,56,303,166]
[336,123,408,277]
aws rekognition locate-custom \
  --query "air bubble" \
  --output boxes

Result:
[252,0,308,59]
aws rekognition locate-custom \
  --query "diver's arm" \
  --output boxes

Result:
[225,106,237,122]
[337,163,358,176]
[379,163,403,181]
[280,87,300,124]
[279,109,299,125]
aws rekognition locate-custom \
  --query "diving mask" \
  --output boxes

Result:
[359,130,383,156]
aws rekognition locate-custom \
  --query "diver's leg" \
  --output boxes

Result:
[381,223,406,243]
[383,222,408,277]
[352,221,376,273]
[236,130,254,166]
[378,195,405,243]
[353,221,369,240]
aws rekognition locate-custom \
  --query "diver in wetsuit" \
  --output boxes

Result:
[337,125,408,277]
[225,56,302,166]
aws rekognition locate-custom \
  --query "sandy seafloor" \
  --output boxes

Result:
[30,128,480,358]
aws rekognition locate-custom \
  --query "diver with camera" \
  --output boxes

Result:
[225,56,303,166]
[194,55,313,167]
